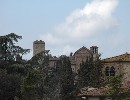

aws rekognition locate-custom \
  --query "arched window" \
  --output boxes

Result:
[110,66,115,76]
[105,67,109,76]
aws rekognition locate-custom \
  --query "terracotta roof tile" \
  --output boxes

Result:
[102,53,130,62]
[78,81,130,96]
[78,86,109,96]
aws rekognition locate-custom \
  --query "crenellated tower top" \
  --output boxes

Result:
[33,40,45,56]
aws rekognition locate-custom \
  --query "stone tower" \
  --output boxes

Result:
[90,46,98,60]
[33,40,45,56]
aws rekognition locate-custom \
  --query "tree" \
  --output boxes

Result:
[92,55,104,87]
[0,33,30,99]
[57,55,74,100]
[35,55,75,100]
[107,74,124,100]
[77,55,104,88]
[0,68,21,100]
[26,50,52,100]
[20,69,40,100]
[0,33,30,68]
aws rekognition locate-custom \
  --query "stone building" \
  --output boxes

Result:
[33,40,59,68]
[70,46,98,73]
[70,45,130,82]
[102,53,130,82]
[76,53,130,100]
[33,40,130,100]
[33,40,98,71]
[77,81,130,100]
[33,40,45,56]
[33,40,130,82]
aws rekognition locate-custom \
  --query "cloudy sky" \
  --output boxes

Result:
[0,0,130,59]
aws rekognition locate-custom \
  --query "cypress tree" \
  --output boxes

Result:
[58,55,74,100]
[78,55,103,88]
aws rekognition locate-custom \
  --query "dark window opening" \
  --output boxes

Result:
[110,66,115,76]
[105,66,115,76]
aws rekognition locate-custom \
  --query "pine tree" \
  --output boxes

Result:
[92,56,104,87]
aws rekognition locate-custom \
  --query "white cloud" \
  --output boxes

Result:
[56,0,119,38]
[39,33,62,45]
[39,0,120,57]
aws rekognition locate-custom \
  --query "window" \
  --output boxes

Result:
[105,66,115,76]
[110,66,115,76]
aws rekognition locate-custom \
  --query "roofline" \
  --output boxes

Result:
[73,46,92,56]
[78,94,107,97]
[102,52,130,60]
[102,61,130,63]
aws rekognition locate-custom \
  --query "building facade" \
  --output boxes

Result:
[33,40,130,100]
[33,40,130,82]
[102,53,130,82]
[33,40,59,68]
[70,46,98,73]
[33,40,45,56]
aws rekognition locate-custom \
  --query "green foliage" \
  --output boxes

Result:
[26,50,52,99]
[58,55,75,99]
[107,73,130,100]
[0,33,30,99]
[0,33,30,62]
[6,64,27,75]
[0,33,76,100]
[20,69,40,100]
[0,68,21,100]
[28,50,49,70]
[106,74,124,100]
[93,56,104,87]
[78,55,104,88]
[121,90,130,100]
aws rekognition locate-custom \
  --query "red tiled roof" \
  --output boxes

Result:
[102,53,130,62]
[78,86,109,96]
[78,81,130,96]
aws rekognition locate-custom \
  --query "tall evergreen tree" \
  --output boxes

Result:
[92,55,104,87]
[78,55,103,88]
[57,55,74,100]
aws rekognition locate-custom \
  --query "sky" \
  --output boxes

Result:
[0,0,130,59]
